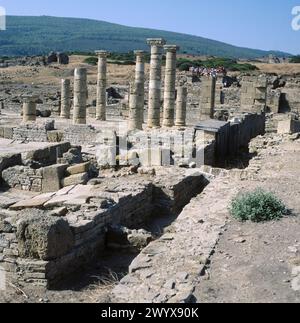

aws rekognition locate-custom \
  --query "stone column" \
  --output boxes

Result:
[22,95,38,122]
[147,38,166,128]
[95,50,108,121]
[175,87,187,127]
[73,68,87,125]
[129,50,145,131]
[163,45,179,127]
[199,76,216,120]
[60,79,71,119]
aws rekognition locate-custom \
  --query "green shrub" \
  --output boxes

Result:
[230,189,287,222]
[290,56,300,63]
[84,56,98,65]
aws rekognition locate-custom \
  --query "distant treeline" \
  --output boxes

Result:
[290,56,300,63]
[176,57,258,72]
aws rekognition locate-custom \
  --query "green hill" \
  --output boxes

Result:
[0,15,290,58]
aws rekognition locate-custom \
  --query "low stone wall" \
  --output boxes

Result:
[1,142,75,192]
[0,170,208,288]
[111,175,239,303]
[12,121,55,142]
[63,125,99,146]
[2,166,43,192]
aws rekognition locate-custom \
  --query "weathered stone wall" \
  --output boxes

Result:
[111,175,238,303]
[0,170,208,288]
[12,121,55,142]
[63,125,99,146]
[2,166,43,192]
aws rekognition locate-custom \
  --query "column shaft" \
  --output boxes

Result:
[129,51,145,131]
[147,38,166,128]
[163,45,179,127]
[22,96,38,123]
[61,79,71,119]
[95,51,108,121]
[175,87,187,127]
[73,68,87,125]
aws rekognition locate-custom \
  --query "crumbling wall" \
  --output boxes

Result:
[2,166,43,192]
[63,125,99,146]
[12,121,55,142]
[0,170,208,288]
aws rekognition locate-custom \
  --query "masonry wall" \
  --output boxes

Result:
[0,172,208,288]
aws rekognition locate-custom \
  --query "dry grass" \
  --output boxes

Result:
[253,63,300,75]
[87,268,125,303]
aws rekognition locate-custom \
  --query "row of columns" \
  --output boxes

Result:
[129,39,187,130]
[23,39,187,128]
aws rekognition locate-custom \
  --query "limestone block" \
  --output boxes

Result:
[66,162,90,176]
[17,211,74,261]
[278,119,300,134]
[10,193,55,210]
[42,164,68,193]
[0,154,22,173]
[61,172,89,187]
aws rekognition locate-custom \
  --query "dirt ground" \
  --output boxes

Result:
[0,55,144,86]
[195,139,300,303]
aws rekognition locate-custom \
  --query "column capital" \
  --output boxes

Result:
[164,45,180,53]
[21,95,39,103]
[95,50,109,58]
[134,50,146,57]
[147,38,166,47]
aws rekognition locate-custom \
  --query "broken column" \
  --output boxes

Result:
[73,68,87,125]
[240,77,267,113]
[95,50,108,121]
[163,45,179,127]
[199,77,216,120]
[175,87,187,127]
[22,95,38,122]
[60,79,71,119]
[129,50,145,131]
[147,38,166,128]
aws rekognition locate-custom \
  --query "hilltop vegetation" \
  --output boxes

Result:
[0,16,290,59]
[290,56,300,63]
[177,57,258,72]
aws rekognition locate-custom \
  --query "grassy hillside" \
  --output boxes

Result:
[0,15,290,58]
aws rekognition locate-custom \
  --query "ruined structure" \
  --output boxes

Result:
[240,76,267,113]
[95,50,108,121]
[2,36,300,303]
[147,38,166,128]
[163,45,179,127]
[22,95,38,123]
[73,68,87,125]
[175,87,187,127]
[199,77,216,120]
[60,79,71,119]
[128,50,145,131]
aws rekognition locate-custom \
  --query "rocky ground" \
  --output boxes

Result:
[195,136,300,303]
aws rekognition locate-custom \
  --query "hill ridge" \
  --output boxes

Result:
[0,15,290,58]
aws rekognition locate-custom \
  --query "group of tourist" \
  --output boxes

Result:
[189,66,227,77]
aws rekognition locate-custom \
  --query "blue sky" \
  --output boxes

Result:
[0,0,299,54]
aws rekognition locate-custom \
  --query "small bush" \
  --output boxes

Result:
[230,189,287,222]
[84,56,98,65]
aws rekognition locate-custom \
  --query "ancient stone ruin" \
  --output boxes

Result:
[0,37,300,303]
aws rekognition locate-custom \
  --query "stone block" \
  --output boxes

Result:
[278,119,300,134]
[47,131,64,143]
[66,162,90,176]
[61,172,89,187]
[17,211,74,261]
[0,154,22,173]
[42,164,68,193]
[10,193,55,210]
